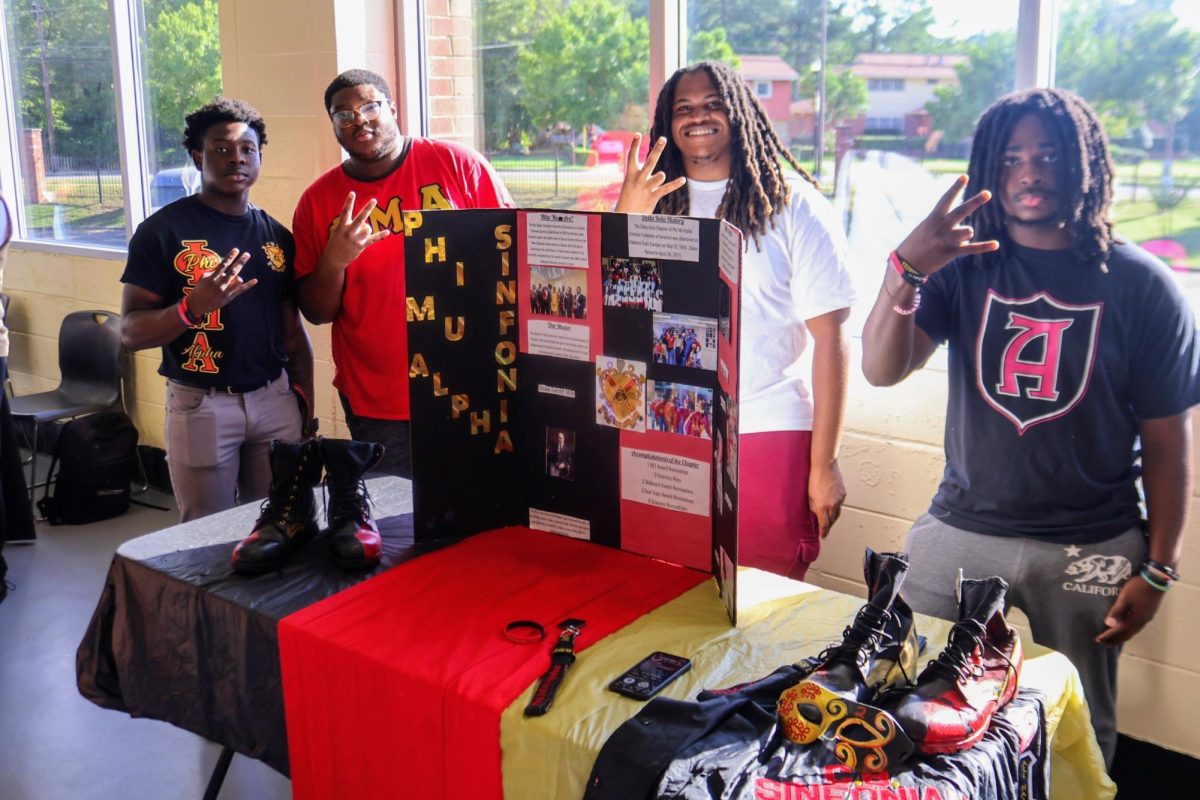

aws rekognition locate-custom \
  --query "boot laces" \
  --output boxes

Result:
[326,479,373,523]
[818,603,891,664]
[256,454,314,527]
[923,618,998,683]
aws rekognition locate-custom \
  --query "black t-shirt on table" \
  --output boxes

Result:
[121,195,295,389]
[915,242,1200,542]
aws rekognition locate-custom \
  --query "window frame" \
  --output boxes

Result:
[0,0,197,256]
[0,0,1054,255]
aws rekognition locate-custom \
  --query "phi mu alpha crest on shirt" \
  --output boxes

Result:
[975,290,1103,434]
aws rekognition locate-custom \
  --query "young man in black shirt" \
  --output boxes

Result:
[861,88,1197,765]
[120,98,314,521]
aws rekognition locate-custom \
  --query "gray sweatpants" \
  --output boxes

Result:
[903,513,1147,768]
[165,373,302,522]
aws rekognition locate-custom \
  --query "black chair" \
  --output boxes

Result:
[9,310,126,502]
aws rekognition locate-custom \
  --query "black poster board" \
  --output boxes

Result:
[404,209,743,623]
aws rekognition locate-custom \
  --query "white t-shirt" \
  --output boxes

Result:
[688,176,855,433]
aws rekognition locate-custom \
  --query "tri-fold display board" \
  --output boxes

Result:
[403,209,743,623]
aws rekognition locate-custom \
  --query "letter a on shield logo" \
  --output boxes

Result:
[976,290,1102,434]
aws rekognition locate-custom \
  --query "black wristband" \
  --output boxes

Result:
[504,619,546,644]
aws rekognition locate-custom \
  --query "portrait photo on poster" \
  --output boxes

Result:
[718,281,731,342]
[545,427,576,480]
[651,312,718,370]
[648,381,713,439]
[602,255,663,311]
[529,265,588,320]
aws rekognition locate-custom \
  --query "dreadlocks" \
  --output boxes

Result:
[966,87,1116,270]
[648,61,816,244]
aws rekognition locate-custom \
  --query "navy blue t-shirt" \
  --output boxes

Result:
[915,242,1200,542]
[121,195,295,389]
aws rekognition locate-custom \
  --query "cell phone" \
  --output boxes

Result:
[608,651,692,700]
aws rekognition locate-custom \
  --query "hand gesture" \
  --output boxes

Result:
[615,134,687,214]
[809,461,847,539]
[1095,575,1165,645]
[895,175,999,275]
[187,248,258,319]
[322,191,390,270]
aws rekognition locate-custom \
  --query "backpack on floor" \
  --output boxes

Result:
[37,412,138,525]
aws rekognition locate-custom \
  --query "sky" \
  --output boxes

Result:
[923,0,1200,38]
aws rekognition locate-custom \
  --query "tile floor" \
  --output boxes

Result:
[0,489,291,800]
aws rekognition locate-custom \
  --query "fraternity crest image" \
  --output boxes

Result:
[975,290,1101,434]
[596,357,647,431]
[261,241,287,272]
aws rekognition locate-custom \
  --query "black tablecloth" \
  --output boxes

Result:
[76,508,454,775]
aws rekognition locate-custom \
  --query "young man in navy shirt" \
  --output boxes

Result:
[121,98,313,521]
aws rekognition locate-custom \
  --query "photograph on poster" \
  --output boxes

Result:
[651,313,718,370]
[545,428,576,480]
[529,266,588,319]
[724,392,738,487]
[596,357,648,431]
[718,281,731,341]
[648,381,714,439]
[602,256,663,311]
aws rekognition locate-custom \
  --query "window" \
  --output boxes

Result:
[686,0,1019,330]
[446,0,651,210]
[755,80,772,98]
[1054,0,1200,305]
[0,0,220,250]
[865,116,903,132]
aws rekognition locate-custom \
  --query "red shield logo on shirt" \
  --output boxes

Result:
[976,290,1103,434]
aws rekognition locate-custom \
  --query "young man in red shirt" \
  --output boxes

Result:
[292,69,513,476]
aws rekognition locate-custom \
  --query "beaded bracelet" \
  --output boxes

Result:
[1144,559,1180,582]
[891,287,921,316]
[889,250,928,287]
[1139,568,1171,593]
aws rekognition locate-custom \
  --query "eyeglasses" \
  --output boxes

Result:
[330,101,384,128]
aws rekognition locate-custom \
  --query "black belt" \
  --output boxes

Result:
[170,374,278,395]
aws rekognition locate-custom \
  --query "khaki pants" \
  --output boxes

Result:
[165,373,301,522]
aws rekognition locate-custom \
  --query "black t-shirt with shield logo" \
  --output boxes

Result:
[915,242,1200,542]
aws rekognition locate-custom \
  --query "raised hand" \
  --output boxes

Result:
[895,175,999,275]
[187,247,258,318]
[615,133,687,214]
[322,191,390,269]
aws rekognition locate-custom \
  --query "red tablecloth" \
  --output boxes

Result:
[278,526,710,800]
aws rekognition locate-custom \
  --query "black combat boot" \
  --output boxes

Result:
[885,576,1023,755]
[320,438,385,570]
[231,440,322,573]
[776,549,919,771]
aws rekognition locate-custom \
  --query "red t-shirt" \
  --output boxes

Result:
[293,138,513,420]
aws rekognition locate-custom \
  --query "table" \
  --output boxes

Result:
[77,477,1115,799]
[76,477,425,777]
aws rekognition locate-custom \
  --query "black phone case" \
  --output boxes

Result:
[608,651,692,700]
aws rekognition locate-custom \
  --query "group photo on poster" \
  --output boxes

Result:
[529,266,588,319]
[648,381,713,439]
[651,313,718,370]
[602,256,663,311]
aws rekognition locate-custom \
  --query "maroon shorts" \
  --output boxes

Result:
[737,430,819,581]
